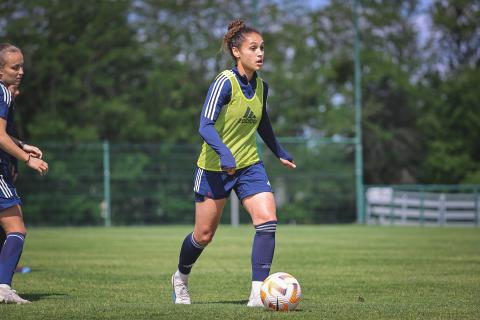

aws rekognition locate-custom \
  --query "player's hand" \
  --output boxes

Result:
[220,152,236,175]
[224,167,236,175]
[22,144,43,159]
[7,85,19,100]
[26,156,48,176]
[279,158,296,169]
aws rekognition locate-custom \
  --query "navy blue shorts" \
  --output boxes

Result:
[193,162,272,202]
[0,164,21,212]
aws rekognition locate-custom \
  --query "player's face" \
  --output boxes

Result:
[0,51,24,86]
[234,32,264,74]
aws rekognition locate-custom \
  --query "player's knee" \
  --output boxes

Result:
[12,228,26,237]
[2,225,26,235]
[195,230,215,246]
[15,224,26,236]
[254,213,277,226]
[265,213,277,222]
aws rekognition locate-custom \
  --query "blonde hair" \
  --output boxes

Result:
[0,43,21,68]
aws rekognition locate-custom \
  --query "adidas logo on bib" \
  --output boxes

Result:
[238,107,257,124]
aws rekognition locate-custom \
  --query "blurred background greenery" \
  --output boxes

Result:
[0,0,478,225]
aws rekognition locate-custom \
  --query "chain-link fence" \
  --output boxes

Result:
[16,139,356,226]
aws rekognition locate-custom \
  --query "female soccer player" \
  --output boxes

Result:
[0,43,49,304]
[0,84,32,275]
[171,19,296,307]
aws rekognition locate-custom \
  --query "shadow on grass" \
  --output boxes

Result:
[194,300,303,312]
[14,268,49,274]
[195,300,248,305]
[22,293,68,302]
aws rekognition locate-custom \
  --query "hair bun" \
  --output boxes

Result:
[223,19,260,60]
[227,19,245,32]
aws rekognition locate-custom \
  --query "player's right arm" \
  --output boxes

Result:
[198,73,236,173]
[9,136,43,159]
[6,84,43,159]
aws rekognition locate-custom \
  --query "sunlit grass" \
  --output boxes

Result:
[1,225,479,319]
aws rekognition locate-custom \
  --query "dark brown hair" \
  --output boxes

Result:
[0,43,21,67]
[223,19,261,62]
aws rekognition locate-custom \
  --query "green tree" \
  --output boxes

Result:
[1,0,149,142]
[357,0,426,184]
[418,0,480,183]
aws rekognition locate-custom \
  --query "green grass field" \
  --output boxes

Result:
[1,225,479,319]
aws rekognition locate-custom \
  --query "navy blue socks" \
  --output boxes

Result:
[178,232,204,275]
[251,220,277,281]
[177,220,277,281]
[0,232,25,286]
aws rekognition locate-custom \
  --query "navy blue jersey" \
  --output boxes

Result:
[7,101,18,175]
[0,82,17,166]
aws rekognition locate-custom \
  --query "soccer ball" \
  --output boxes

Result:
[260,272,302,311]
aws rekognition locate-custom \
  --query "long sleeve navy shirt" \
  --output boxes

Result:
[198,67,292,169]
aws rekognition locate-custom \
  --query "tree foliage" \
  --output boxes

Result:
[0,0,479,188]
[418,0,480,183]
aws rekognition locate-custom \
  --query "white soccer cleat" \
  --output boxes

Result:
[0,284,30,304]
[247,289,263,307]
[247,295,263,307]
[171,273,191,304]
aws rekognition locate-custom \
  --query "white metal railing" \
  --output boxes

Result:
[366,187,480,226]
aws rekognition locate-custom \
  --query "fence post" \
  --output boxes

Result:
[365,187,370,224]
[231,191,239,227]
[103,141,112,227]
[475,187,479,227]
[419,187,425,227]
[401,193,407,224]
[354,0,365,224]
[389,188,396,225]
[439,193,446,226]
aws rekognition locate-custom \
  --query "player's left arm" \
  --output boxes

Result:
[257,82,296,169]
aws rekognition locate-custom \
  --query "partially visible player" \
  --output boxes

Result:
[0,84,32,275]
[171,19,296,307]
[0,43,48,304]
